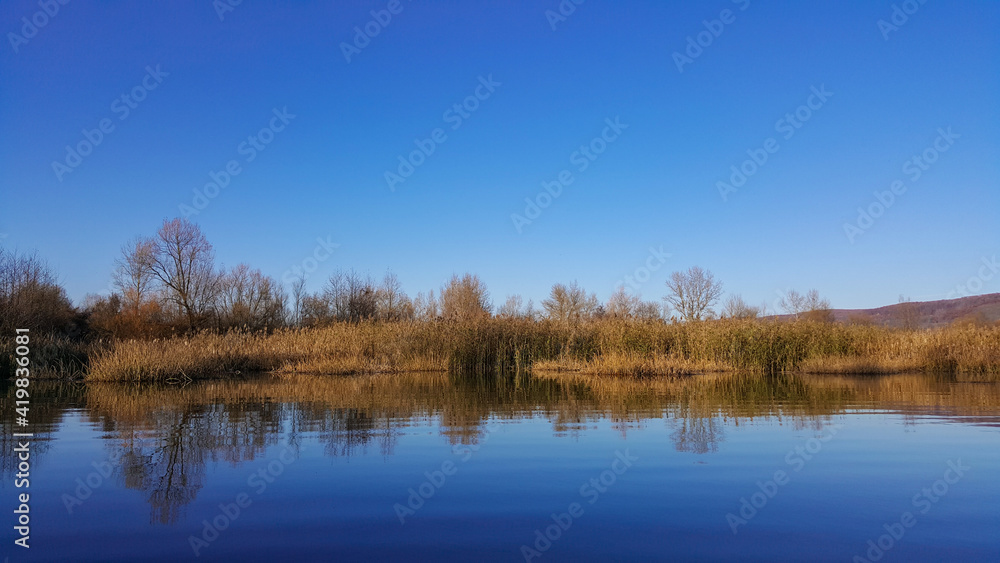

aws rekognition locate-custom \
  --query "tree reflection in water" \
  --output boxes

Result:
[1,371,998,524]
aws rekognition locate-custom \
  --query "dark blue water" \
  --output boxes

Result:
[2,373,999,562]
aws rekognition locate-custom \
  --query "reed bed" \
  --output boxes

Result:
[84,319,1000,381]
[1,335,92,379]
[87,323,453,382]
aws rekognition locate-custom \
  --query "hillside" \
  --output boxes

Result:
[828,293,1000,328]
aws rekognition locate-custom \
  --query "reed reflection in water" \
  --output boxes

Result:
[4,370,998,528]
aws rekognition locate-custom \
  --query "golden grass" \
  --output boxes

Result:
[84,319,1000,381]
[87,323,453,381]
[537,351,727,376]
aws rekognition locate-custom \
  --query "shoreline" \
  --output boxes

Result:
[12,319,995,382]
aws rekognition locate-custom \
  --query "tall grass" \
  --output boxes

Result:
[87,323,452,381]
[84,318,1000,381]
[0,334,91,379]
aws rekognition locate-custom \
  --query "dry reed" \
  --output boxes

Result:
[84,319,1000,381]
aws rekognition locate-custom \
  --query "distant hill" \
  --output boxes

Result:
[817,293,1000,328]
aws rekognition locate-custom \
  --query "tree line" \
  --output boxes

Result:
[0,218,835,341]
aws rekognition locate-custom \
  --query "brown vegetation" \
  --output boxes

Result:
[85,318,1000,382]
[0,248,85,377]
[4,217,998,382]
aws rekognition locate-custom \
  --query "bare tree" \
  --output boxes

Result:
[894,295,920,330]
[347,277,376,323]
[83,292,123,336]
[290,277,306,327]
[778,290,806,319]
[412,290,439,321]
[258,273,288,330]
[606,286,641,319]
[663,267,723,322]
[634,300,662,321]
[498,295,522,318]
[300,292,333,327]
[779,289,831,321]
[375,271,412,321]
[323,269,377,323]
[804,290,830,312]
[757,300,771,317]
[542,281,598,323]
[440,273,491,321]
[523,298,537,321]
[0,248,75,335]
[215,264,286,331]
[148,219,219,331]
[498,294,535,319]
[722,294,760,319]
[324,271,348,321]
[113,237,157,313]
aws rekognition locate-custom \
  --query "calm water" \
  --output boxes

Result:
[2,372,999,562]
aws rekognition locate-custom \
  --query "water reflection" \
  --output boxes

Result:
[1,371,998,525]
[671,415,725,454]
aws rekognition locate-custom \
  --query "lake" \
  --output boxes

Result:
[3,372,999,562]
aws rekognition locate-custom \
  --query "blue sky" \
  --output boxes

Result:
[1,0,997,311]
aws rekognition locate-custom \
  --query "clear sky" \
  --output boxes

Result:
[1,0,997,311]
